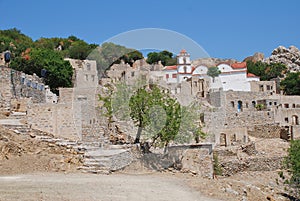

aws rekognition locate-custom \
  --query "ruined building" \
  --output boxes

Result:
[0,50,299,148]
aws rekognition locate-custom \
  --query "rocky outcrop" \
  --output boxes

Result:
[243,52,264,63]
[264,45,300,72]
[192,58,237,67]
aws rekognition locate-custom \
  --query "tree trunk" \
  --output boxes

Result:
[134,126,143,143]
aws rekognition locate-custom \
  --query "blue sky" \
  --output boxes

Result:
[1,0,300,60]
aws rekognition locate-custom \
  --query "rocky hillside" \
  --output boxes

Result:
[265,45,300,72]
[192,58,238,67]
[245,45,300,72]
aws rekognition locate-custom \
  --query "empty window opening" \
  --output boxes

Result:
[121,71,126,79]
[220,133,227,146]
[285,117,289,123]
[259,85,264,92]
[86,63,91,71]
[252,101,256,107]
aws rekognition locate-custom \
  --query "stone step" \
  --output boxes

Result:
[77,166,110,174]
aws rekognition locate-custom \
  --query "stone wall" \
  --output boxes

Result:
[1,67,51,112]
[247,124,285,138]
[27,102,80,140]
[167,144,213,178]
[0,67,13,111]
[221,156,284,176]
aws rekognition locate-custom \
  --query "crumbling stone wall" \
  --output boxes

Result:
[1,67,49,113]
[221,156,284,176]
[248,124,285,138]
[167,144,213,178]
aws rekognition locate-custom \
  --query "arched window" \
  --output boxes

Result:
[292,115,299,125]
[183,66,187,73]
[238,100,243,112]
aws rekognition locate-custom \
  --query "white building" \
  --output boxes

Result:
[212,62,259,91]
[163,50,260,92]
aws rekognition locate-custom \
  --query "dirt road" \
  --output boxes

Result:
[0,172,222,201]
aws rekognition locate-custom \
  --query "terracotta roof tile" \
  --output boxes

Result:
[231,62,247,69]
[247,73,259,78]
[164,65,177,70]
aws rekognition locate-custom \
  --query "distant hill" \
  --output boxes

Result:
[192,57,238,67]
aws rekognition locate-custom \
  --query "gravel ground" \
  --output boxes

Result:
[0,172,222,201]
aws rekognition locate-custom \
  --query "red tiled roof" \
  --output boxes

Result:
[164,65,177,70]
[220,70,247,74]
[231,62,247,69]
[247,73,259,78]
[180,49,186,53]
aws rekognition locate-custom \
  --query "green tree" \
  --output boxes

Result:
[146,50,176,66]
[207,67,221,82]
[0,28,34,57]
[99,83,114,127]
[284,140,300,197]
[176,103,206,144]
[281,72,300,95]
[68,40,94,60]
[10,48,73,94]
[87,42,137,78]
[247,61,287,81]
[129,85,181,146]
[111,50,144,66]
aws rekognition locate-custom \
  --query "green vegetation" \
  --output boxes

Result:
[213,152,222,177]
[0,28,144,92]
[111,50,144,67]
[146,50,176,66]
[207,67,221,82]
[280,72,300,95]
[87,42,143,77]
[98,83,114,127]
[10,48,73,94]
[246,60,287,81]
[176,103,206,143]
[255,103,265,111]
[129,84,181,146]
[0,28,33,56]
[279,140,300,198]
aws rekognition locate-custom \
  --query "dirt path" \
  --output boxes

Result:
[0,172,222,201]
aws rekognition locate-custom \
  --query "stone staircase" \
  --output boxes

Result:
[78,146,132,174]
[0,117,133,174]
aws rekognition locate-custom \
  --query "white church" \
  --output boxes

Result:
[163,49,260,92]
